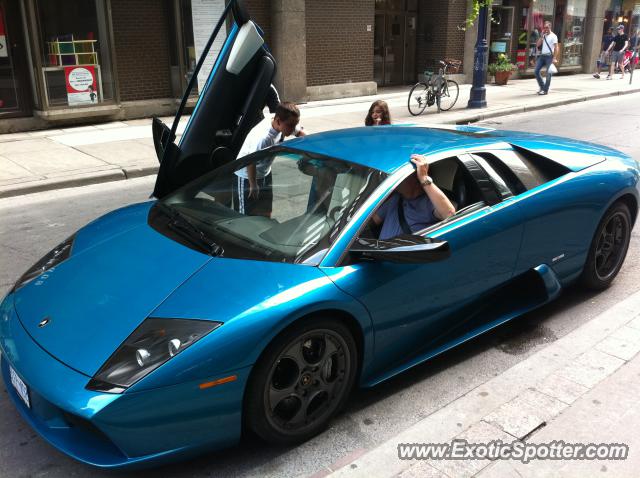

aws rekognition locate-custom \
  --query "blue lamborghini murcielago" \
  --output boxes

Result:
[1,0,638,469]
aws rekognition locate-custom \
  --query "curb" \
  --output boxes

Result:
[323,290,640,478]
[0,166,157,199]
[1,87,638,199]
[444,86,640,125]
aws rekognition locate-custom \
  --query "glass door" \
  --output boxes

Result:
[384,12,405,84]
[373,13,385,85]
[489,6,515,65]
[0,0,32,117]
[373,0,417,86]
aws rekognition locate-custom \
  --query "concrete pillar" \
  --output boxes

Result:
[270,0,307,103]
[464,0,478,84]
[583,0,609,73]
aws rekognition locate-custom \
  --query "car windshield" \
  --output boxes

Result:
[154,148,386,265]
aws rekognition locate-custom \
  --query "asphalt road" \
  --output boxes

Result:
[0,94,639,477]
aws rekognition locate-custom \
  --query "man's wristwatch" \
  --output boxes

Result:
[420,176,433,186]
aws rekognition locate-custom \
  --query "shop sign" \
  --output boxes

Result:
[64,66,98,106]
[491,41,508,53]
[0,6,8,58]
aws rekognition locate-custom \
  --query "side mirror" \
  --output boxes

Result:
[350,235,450,264]
[152,117,174,163]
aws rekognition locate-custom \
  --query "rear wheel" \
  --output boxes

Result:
[436,79,459,112]
[245,318,358,445]
[580,202,632,290]
[408,82,429,116]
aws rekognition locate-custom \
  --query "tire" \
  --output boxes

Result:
[436,79,459,112]
[408,82,429,116]
[580,202,632,290]
[245,318,358,445]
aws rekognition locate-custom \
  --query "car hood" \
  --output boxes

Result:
[13,202,212,376]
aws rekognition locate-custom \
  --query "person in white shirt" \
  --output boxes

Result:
[233,102,304,217]
[534,21,558,95]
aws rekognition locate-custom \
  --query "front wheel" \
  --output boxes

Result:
[245,318,358,445]
[436,79,459,112]
[580,202,632,290]
[408,82,429,116]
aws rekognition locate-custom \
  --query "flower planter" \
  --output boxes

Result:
[494,70,512,85]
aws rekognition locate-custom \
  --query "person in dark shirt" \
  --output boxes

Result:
[594,27,614,78]
[606,25,629,79]
[602,27,614,51]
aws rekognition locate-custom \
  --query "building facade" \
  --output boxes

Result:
[1,0,638,131]
[0,0,228,131]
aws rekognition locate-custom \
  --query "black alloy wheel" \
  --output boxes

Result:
[245,319,357,445]
[581,201,632,290]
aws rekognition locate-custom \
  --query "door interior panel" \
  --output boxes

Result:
[153,14,276,199]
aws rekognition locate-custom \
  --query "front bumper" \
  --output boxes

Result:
[0,294,249,469]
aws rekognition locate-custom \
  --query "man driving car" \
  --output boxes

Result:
[372,154,456,240]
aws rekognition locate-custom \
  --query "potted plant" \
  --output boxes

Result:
[488,53,516,85]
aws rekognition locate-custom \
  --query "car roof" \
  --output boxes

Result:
[283,125,624,174]
[284,126,502,174]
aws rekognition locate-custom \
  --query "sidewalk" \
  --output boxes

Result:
[1,73,639,199]
[317,290,640,478]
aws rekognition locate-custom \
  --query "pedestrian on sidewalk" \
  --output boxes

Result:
[233,102,304,217]
[534,21,558,95]
[593,27,614,79]
[605,25,629,79]
[365,100,392,126]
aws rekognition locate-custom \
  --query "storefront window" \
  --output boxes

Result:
[521,0,554,69]
[35,0,115,107]
[562,0,587,66]
[0,1,20,113]
[513,0,590,71]
[604,0,640,44]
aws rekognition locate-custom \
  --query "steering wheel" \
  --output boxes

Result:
[329,206,344,223]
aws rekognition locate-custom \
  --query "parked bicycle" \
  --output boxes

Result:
[407,59,460,115]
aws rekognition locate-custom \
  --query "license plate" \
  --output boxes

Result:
[9,366,30,409]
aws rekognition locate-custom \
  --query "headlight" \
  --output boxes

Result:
[87,318,222,393]
[13,235,75,291]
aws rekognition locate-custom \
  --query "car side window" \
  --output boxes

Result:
[469,154,513,200]
[364,157,490,239]
[473,149,568,193]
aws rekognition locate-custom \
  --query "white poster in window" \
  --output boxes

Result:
[567,0,587,18]
[536,0,554,16]
[65,66,98,106]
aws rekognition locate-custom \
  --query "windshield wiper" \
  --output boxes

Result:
[158,203,223,256]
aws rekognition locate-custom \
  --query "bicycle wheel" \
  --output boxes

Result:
[408,82,429,116]
[436,79,459,112]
